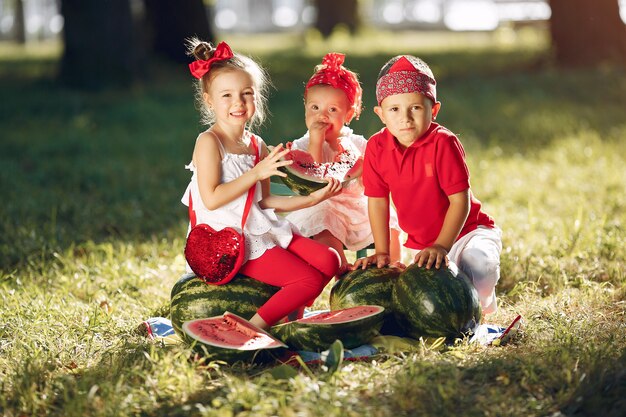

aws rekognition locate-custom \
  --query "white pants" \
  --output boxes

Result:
[404,226,502,314]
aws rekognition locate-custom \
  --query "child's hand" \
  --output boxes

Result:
[309,120,329,144]
[390,261,407,270]
[414,244,449,269]
[352,253,391,270]
[309,178,342,202]
[254,144,292,181]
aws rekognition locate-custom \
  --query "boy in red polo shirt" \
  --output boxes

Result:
[355,55,502,314]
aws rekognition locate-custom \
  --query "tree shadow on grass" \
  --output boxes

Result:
[69,338,272,417]
[382,343,626,417]
[25,339,625,417]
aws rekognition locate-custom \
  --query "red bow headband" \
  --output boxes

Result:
[305,53,363,121]
[189,41,234,79]
[375,56,437,105]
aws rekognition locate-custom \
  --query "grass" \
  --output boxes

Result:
[1,28,625,417]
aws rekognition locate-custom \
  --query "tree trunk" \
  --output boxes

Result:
[549,0,626,67]
[314,0,359,38]
[14,0,26,44]
[59,0,137,89]
[143,0,214,63]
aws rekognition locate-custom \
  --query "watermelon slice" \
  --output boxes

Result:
[278,148,363,196]
[271,305,384,351]
[182,312,286,363]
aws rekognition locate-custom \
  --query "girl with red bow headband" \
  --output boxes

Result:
[285,53,402,275]
[182,39,343,329]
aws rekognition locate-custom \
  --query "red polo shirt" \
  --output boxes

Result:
[363,123,495,250]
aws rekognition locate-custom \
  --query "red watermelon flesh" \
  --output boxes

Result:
[296,305,382,324]
[283,149,362,181]
[183,312,286,351]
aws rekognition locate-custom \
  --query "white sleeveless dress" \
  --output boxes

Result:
[285,126,399,251]
[181,132,298,268]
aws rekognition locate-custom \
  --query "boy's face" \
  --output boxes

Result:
[305,84,354,141]
[374,92,441,146]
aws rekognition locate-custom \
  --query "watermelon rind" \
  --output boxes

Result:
[391,263,482,340]
[271,305,385,351]
[183,312,287,363]
[277,166,328,196]
[170,273,279,342]
[277,149,363,196]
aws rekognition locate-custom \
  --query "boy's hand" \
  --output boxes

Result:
[414,244,449,269]
[352,253,391,269]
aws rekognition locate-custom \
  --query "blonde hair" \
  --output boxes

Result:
[186,38,270,130]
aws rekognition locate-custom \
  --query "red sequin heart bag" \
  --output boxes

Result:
[184,136,259,285]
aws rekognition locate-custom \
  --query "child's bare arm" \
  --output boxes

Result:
[353,196,391,269]
[369,197,392,258]
[435,190,470,250]
[307,121,327,162]
[415,189,470,269]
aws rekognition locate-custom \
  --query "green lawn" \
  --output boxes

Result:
[1,30,625,417]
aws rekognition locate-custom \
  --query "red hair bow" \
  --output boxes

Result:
[320,53,347,80]
[305,52,363,121]
[189,41,234,79]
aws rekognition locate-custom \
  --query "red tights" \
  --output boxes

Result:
[239,234,340,326]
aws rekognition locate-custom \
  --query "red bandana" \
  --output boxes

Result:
[305,53,363,121]
[189,41,234,79]
[375,56,437,105]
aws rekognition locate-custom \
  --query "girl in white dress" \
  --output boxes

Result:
[182,39,342,329]
[285,53,401,273]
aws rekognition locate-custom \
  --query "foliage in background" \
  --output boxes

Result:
[0,30,625,416]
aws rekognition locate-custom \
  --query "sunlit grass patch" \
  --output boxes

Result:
[1,30,625,416]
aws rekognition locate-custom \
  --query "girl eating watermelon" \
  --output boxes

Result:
[181,39,343,329]
[285,52,402,275]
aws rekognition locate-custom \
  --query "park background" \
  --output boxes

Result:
[1,1,625,416]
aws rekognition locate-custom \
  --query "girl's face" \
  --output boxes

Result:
[305,85,354,141]
[374,92,441,147]
[204,68,256,128]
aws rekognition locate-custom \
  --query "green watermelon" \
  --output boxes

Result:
[271,305,384,351]
[183,312,287,363]
[170,273,279,341]
[392,263,482,340]
[278,148,363,196]
[329,266,403,335]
